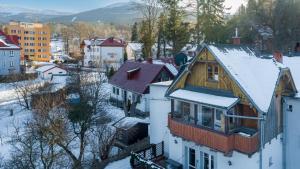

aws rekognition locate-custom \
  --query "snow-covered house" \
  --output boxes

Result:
[149,44,298,169]
[126,42,143,60]
[82,37,125,69]
[50,38,68,62]
[109,61,176,117]
[36,65,67,79]
[0,30,21,75]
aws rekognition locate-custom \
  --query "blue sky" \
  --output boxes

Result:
[0,0,130,12]
[0,0,244,13]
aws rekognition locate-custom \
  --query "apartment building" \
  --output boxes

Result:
[4,21,51,63]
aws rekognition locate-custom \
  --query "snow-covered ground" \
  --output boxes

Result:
[105,157,131,169]
[0,78,126,162]
[0,100,32,160]
[0,79,45,102]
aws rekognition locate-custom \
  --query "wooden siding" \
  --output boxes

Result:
[168,115,259,155]
[172,49,250,105]
[239,104,258,129]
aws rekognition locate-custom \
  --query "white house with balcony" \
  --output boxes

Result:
[148,44,298,169]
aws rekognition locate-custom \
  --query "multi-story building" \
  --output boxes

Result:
[4,21,51,63]
[149,44,298,169]
[0,30,21,75]
[82,37,125,70]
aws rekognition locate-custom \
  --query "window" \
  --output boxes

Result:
[202,106,214,128]
[116,88,120,95]
[181,102,190,117]
[207,65,213,80]
[189,148,196,169]
[207,64,219,81]
[10,61,14,67]
[214,66,219,81]
[203,152,214,169]
[10,51,14,57]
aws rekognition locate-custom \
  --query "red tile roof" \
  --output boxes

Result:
[109,61,174,94]
[0,30,20,48]
[0,41,9,47]
[100,37,125,47]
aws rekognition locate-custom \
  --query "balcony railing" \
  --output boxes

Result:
[168,114,259,155]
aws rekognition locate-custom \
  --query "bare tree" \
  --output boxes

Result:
[11,77,45,110]
[90,124,116,161]
[137,0,160,58]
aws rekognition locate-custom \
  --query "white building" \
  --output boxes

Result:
[82,37,125,70]
[50,38,68,62]
[149,45,298,169]
[126,42,143,60]
[109,61,176,116]
[0,30,21,75]
[36,65,67,79]
[282,55,300,169]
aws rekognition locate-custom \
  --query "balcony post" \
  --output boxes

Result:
[171,99,174,118]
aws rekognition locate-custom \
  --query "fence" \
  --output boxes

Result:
[130,142,165,169]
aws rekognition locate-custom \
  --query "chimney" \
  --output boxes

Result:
[273,51,283,63]
[232,27,241,45]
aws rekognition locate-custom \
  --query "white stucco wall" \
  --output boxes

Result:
[168,134,283,169]
[149,83,172,156]
[0,49,21,75]
[101,46,124,69]
[40,67,67,79]
[284,97,300,169]
[110,85,148,113]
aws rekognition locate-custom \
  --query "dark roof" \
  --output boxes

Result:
[100,37,125,47]
[109,61,173,94]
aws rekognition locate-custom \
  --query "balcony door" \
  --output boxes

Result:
[201,106,224,131]
[188,148,196,169]
[200,152,215,169]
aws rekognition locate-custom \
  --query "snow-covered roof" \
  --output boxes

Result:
[113,117,149,130]
[151,80,172,86]
[207,45,282,112]
[0,38,20,49]
[128,42,143,51]
[170,89,239,109]
[36,65,65,73]
[152,60,178,76]
[283,56,300,91]
[36,65,56,72]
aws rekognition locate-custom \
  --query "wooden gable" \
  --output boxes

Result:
[170,47,250,105]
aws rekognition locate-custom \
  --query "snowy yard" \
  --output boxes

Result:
[0,78,126,166]
[0,100,32,160]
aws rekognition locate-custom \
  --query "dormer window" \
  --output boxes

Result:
[207,64,219,81]
[127,67,140,80]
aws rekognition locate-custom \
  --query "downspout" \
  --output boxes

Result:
[259,113,265,169]
[282,98,288,169]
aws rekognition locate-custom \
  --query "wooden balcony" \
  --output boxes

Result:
[168,115,259,155]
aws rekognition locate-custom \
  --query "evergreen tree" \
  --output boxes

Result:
[161,0,191,54]
[197,0,226,43]
[131,22,139,42]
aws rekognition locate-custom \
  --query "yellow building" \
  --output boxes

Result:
[4,21,51,63]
